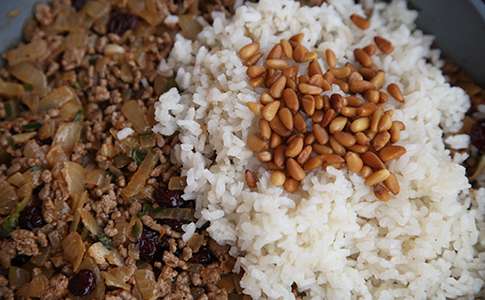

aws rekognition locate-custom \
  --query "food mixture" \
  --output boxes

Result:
[0,0,484,299]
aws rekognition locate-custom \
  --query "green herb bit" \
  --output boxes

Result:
[97,233,113,250]
[22,122,42,132]
[131,148,147,165]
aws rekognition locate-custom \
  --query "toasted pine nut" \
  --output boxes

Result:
[245,169,257,188]
[346,152,364,173]
[372,131,390,151]
[350,117,370,132]
[283,178,299,193]
[274,145,286,168]
[247,65,266,78]
[333,131,356,147]
[280,39,293,58]
[364,90,380,103]
[282,88,299,112]
[299,75,310,84]
[370,71,385,89]
[354,48,373,67]
[304,133,315,145]
[302,95,316,116]
[356,103,377,118]
[374,183,392,201]
[285,135,304,158]
[270,132,283,148]
[313,144,333,155]
[361,151,386,169]
[249,76,265,88]
[293,44,308,63]
[374,36,394,54]
[259,119,272,140]
[261,101,280,122]
[304,51,318,62]
[322,153,345,166]
[287,158,305,181]
[265,69,281,87]
[378,145,406,162]
[348,144,368,154]
[384,172,400,195]
[260,92,274,104]
[329,116,347,133]
[247,134,268,152]
[314,95,324,110]
[244,52,263,66]
[350,79,375,93]
[269,115,291,137]
[379,91,389,103]
[247,102,262,115]
[313,124,329,145]
[334,79,350,93]
[309,60,322,76]
[355,132,370,145]
[359,67,378,79]
[365,169,390,186]
[299,83,323,95]
[266,59,288,70]
[378,111,392,132]
[257,151,272,162]
[364,44,377,56]
[370,107,383,132]
[330,94,345,113]
[303,155,323,171]
[289,33,304,44]
[329,136,346,156]
[239,42,260,60]
[331,65,352,79]
[311,110,323,123]
[387,83,404,102]
[271,170,286,186]
[360,166,372,178]
[294,112,307,133]
[350,14,370,30]
[278,107,294,130]
[346,95,364,107]
[267,44,283,59]
[297,145,313,165]
[348,71,364,83]
[341,107,357,118]
[390,121,405,143]
[283,65,298,79]
[325,49,337,68]
[270,76,287,98]
[323,70,335,84]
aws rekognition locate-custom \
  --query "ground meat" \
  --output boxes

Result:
[11,229,39,256]
[43,274,69,300]
[35,3,54,26]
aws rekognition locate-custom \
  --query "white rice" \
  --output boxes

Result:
[153,0,485,298]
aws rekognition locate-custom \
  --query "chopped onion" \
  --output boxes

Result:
[5,39,47,66]
[0,79,24,97]
[85,169,109,188]
[102,266,135,290]
[65,30,88,50]
[62,162,85,201]
[12,132,37,144]
[121,100,149,133]
[83,1,111,19]
[121,150,158,199]
[51,6,86,33]
[46,145,68,167]
[0,181,18,215]
[9,62,48,96]
[80,209,100,236]
[178,15,203,40]
[39,119,56,141]
[62,232,85,271]
[53,122,82,154]
[17,274,48,297]
[39,86,78,112]
[134,269,160,300]
[71,191,87,233]
[59,99,83,122]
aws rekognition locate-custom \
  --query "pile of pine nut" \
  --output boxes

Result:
[241,14,406,201]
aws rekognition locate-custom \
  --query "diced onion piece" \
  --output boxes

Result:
[121,150,158,199]
[12,132,37,144]
[121,100,149,133]
[62,161,85,198]
[85,169,109,187]
[46,145,68,167]
[59,99,83,122]
[9,62,48,96]
[53,122,82,154]
[80,209,100,236]
[17,274,48,297]
[70,191,87,232]
[0,181,18,215]
[65,30,88,50]
[134,269,160,300]
[83,1,111,19]
[178,15,202,40]
[39,120,56,141]
[39,86,77,112]
[5,39,47,66]
[0,79,25,97]
[102,266,135,290]
[62,232,85,271]
[51,6,85,33]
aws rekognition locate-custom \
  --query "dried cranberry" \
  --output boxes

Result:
[107,10,139,35]
[190,246,217,265]
[18,202,45,230]
[138,227,167,261]
[153,188,185,208]
[68,269,96,297]
[71,0,87,11]
[470,120,485,153]
[11,254,30,267]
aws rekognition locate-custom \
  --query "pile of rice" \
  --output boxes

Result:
[153,0,485,298]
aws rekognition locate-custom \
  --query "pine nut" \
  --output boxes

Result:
[247,134,268,152]
[247,102,262,115]
[299,75,309,84]
[304,51,318,62]
[367,130,376,140]
[294,112,307,133]
[378,111,392,132]
[348,144,368,154]
[355,132,370,145]
[283,178,299,193]
[270,76,287,98]
[245,169,257,188]
[360,166,372,178]
[313,124,329,145]
[372,131,390,151]
[285,135,304,158]
[269,115,291,137]
[266,70,281,87]
[271,170,286,186]
[260,92,274,105]
[287,158,305,181]
[297,145,313,164]
[313,144,333,155]
[361,151,385,169]
[266,59,288,70]
[267,44,283,59]
[354,48,373,67]
[329,116,347,133]
[261,101,280,121]
[341,107,357,118]
[293,44,308,63]
[244,52,263,66]
[274,145,286,168]
[384,172,400,195]
[350,117,370,132]
[299,83,323,95]
[289,32,304,45]
[364,44,377,56]
[325,49,337,68]
[379,91,389,103]
[335,79,350,92]
[330,94,345,113]
[309,74,324,87]
[239,42,260,60]
[257,151,272,162]
[378,145,406,162]
[365,169,390,186]
[346,95,364,107]
[364,90,380,103]
[370,71,385,89]
[374,183,392,201]
[304,133,315,145]
[302,95,316,116]
[286,78,297,90]
[350,79,375,93]
[249,76,265,88]
[348,71,364,83]
[247,65,266,78]
[270,132,283,148]
[314,95,324,110]
[333,131,356,147]
[282,88,299,111]
[322,154,345,166]
[323,70,335,84]
[346,152,363,173]
[303,155,323,171]
[278,107,294,130]
[370,107,383,132]
[387,83,404,102]
[329,137,346,156]
[360,67,378,80]
[280,39,293,58]
[331,65,352,79]
[374,36,394,54]
[390,121,405,143]
[259,119,272,140]
[322,95,331,110]
[309,60,322,76]
[350,14,370,30]
[283,66,298,80]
